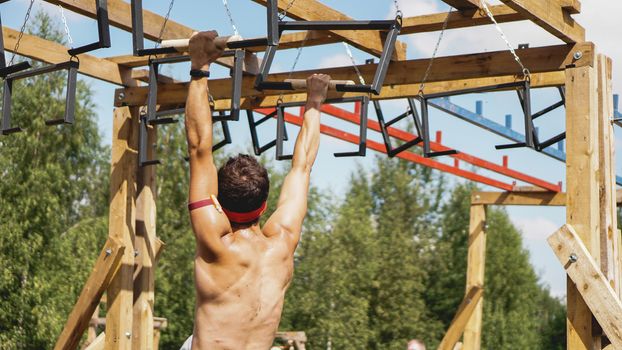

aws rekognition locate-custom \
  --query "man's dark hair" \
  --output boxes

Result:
[218,154,270,216]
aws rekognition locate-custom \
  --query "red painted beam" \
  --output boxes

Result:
[319,104,562,192]
[255,108,515,191]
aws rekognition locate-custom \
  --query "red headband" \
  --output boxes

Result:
[222,201,267,224]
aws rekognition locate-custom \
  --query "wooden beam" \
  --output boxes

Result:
[498,0,585,43]
[471,191,566,206]
[2,27,133,86]
[565,63,599,350]
[41,0,260,75]
[54,238,125,350]
[114,42,590,107]
[548,224,622,349]
[105,107,139,350]
[463,205,486,350]
[250,0,407,60]
[438,286,484,350]
[132,124,158,350]
[441,0,480,11]
[597,54,620,296]
[85,332,105,350]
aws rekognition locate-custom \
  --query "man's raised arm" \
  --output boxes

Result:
[265,74,330,245]
[185,31,230,257]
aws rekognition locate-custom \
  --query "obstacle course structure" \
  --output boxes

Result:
[1,0,620,349]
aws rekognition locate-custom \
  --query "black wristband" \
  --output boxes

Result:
[190,69,210,78]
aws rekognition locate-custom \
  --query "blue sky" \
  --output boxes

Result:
[3,0,621,297]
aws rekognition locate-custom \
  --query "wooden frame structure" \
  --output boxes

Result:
[1,0,619,349]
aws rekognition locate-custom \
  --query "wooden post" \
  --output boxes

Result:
[133,121,158,350]
[565,63,600,349]
[105,107,140,350]
[596,54,619,297]
[462,204,486,350]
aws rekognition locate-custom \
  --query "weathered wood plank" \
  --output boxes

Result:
[471,191,566,206]
[565,63,599,350]
[114,43,591,108]
[251,0,407,60]
[441,0,480,11]
[85,332,106,350]
[132,123,158,350]
[2,27,133,86]
[499,0,585,43]
[105,107,139,350]
[548,224,622,349]
[54,239,125,350]
[597,54,620,296]
[463,205,486,349]
[438,286,484,350]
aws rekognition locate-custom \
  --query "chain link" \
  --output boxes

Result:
[393,0,402,18]
[419,6,452,95]
[343,43,365,85]
[58,5,74,48]
[9,0,36,66]
[279,0,298,20]
[222,0,240,36]
[479,0,530,79]
[154,0,176,48]
[277,33,309,103]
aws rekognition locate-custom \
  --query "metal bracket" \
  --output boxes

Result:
[0,9,31,78]
[66,0,111,56]
[275,96,370,160]
[374,98,423,157]
[246,109,289,156]
[253,0,401,94]
[2,61,79,135]
[130,0,179,56]
[139,109,232,167]
[146,51,244,124]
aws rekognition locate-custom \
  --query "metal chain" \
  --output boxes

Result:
[9,0,36,66]
[480,0,530,79]
[279,0,298,20]
[393,0,402,18]
[277,33,309,103]
[419,6,452,95]
[222,0,239,36]
[58,5,74,48]
[154,0,176,48]
[343,43,365,85]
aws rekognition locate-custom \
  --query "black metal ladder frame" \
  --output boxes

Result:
[374,98,424,157]
[2,61,79,135]
[253,0,401,95]
[66,0,111,56]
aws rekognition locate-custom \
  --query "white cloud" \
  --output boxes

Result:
[512,216,559,241]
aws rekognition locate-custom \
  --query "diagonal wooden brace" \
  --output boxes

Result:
[437,286,484,350]
[547,224,622,349]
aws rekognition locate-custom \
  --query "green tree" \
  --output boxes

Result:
[0,12,109,349]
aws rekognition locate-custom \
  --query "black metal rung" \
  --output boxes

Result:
[67,42,109,56]
[0,62,31,78]
[1,127,22,135]
[388,137,422,158]
[338,84,374,93]
[279,20,396,31]
[495,142,527,150]
[149,117,178,125]
[385,110,412,127]
[141,160,161,166]
[137,47,178,56]
[277,154,293,160]
[255,112,277,125]
[425,150,458,158]
[227,37,269,49]
[532,100,564,120]
[538,132,566,150]
[45,119,68,126]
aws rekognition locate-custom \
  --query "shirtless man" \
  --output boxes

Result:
[184,30,330,349]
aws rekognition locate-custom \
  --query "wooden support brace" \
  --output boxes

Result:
[548,224,622,349]
[105,107,139,350]
[54,238,125,350]
[471,191,566,206]
[499,0,585,43]
[441,0,480,11]
[85,333,106,350]
[463,204,486,350]
[251,0,407,60]
[437,286,484,350]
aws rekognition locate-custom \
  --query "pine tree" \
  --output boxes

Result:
[0,12,109,349]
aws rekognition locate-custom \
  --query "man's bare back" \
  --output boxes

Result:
[192,228,294,349]
[184,31,330,349]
